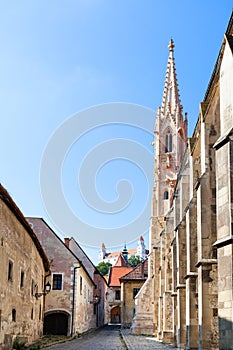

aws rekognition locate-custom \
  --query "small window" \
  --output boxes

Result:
[8,261,13,281]
[84,285,86,299]
[133,288,140,298]
[80,276,83,295]
[12,309,16,322]
[165,131,172,153]
[52,274,62,290]
[31,279,34,296]
[31,308,33,320]
[20,271,24,288]
[115,290,120,300]
[39,305,41,320]
[164,191,169,200]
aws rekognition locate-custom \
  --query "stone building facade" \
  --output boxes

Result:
[106,254,132,324]
[27,218,97,336]
[0,185,50,350]
[133,11,233,350]
[64,237,108,328]
[120,259,148,327]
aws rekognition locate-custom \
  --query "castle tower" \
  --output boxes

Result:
[137,236,146,259]
[98,243,106,261]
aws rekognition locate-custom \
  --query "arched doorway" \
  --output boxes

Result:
[44,311,69,335]
[111,306,121,324]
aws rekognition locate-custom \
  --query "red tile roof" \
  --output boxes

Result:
[108,266,133,287]
[114,254,129,267]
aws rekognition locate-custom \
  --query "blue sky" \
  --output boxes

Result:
[0,1,232,264]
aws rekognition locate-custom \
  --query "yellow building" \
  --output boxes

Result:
[120,259,148,327]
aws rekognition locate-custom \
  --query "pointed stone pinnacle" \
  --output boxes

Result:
[168,38,175,52]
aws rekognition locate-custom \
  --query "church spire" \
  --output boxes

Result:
[161,39,182,121]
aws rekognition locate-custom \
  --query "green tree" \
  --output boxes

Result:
[96,261,112,276]
[128,255,143,267]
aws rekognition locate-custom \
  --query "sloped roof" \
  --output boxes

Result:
[114,254,129,267]
[27,217,95,286]
[108,266,133,287]
[120,259,148,281]
[0,185,50,272]
[226,34,233,54]
[67,237,108,286]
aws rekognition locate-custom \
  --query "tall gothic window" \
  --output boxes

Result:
[164,191,169,200]
[165,131,172,153]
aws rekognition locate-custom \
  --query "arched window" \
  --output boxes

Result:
[165,131,172,153]
[164,191,169,200]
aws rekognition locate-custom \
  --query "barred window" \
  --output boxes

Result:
[52,274,62,290]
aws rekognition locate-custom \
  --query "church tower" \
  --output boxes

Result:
[132,39,187,336]
[150,39,187,254]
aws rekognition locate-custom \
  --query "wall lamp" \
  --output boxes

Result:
[35,281,51,299]
[90,295,100,304]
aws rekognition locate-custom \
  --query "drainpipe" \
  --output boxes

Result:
[71,263,81,336]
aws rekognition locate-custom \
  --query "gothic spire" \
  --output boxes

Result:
[161,39,182,120]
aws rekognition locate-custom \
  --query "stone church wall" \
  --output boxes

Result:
[132,13,233,350]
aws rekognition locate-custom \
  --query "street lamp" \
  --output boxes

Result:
[35,281,51,299]
[90,295,100,304]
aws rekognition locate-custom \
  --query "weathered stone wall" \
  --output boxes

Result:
[66,238,107,327]
[28,218,96,336]
[0,199,47,349]
[121,281,144,327]
[214,34,233,349]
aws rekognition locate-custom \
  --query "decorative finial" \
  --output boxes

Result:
[168,38,175,53]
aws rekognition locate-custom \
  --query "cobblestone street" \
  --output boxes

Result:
[43,325,177,350]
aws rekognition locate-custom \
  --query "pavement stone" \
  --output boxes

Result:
[120,328,178,350]
[42,326,125,350]
[42,325,178,350]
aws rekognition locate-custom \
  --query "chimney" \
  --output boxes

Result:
[64,238,70,247]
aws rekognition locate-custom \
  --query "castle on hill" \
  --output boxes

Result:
[98,236,148,265]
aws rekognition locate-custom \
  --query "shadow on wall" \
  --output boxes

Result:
[219,317,233,350]
[43,311,70,336]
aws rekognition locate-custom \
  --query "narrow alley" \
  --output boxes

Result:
[43,325,177,350]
